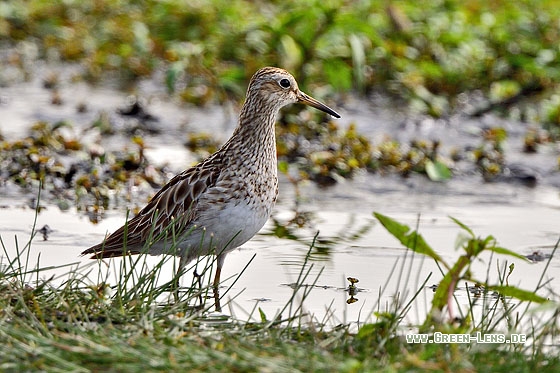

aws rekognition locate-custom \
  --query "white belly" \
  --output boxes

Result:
[148,197,273,261]
[195,199,271,250]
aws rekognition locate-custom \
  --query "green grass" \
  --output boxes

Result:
[0,203,559,371]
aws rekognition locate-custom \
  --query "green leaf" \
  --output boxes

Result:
[374,212,448,268]
[165,62,183,93]
[488,246,529,261]
[425,160,451,181]
[454,232,471,251]
[487,285,549,303]
[278,160,289,174]
[449,216,475,237]
[279,35,302,72]
[349,34,365,92]
[324,59,353,90]
[258,307,267,323]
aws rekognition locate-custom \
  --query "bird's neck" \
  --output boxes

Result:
[235,104,277,142]
[222,97,279,167]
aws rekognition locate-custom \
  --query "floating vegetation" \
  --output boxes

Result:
[541,94,560,140]
[2,0,559,222]
[0,121,170,222]
[525,250,553,263]
[346,276,360,304]
[472,126,508,182]
[184,133,221,160]
[0,110,460,223]
[523,127,550,153]
[0,103,537,224]
[35,224,53,241]
[277,117,374,186]
[277,112,453,185]
[371,139,452,181]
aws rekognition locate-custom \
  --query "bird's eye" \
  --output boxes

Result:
[279,78,291,88]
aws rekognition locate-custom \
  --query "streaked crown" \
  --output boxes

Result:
[246,67,300,110]
[244,67,340,118]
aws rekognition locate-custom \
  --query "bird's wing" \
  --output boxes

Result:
[81,161,221,259]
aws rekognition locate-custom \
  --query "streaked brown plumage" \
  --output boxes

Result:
[82,67,340,292]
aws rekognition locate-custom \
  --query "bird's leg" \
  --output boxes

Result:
[193,268,203,306]
[175,254,205,307]
[213,254,226,312]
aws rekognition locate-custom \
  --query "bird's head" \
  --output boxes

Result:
[247,67,340,118]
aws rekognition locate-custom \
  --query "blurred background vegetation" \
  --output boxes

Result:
[2,0,560,124]
[1,0,559,203]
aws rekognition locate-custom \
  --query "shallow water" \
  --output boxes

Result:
[1,174,558,326]
[1,70,560,327]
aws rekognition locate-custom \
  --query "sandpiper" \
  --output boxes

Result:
[82,67,340,294]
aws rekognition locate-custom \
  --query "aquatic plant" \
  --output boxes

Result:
[0,121,170,222]
[374,212,551,331]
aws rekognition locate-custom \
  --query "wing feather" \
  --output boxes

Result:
[81,160,222,259]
